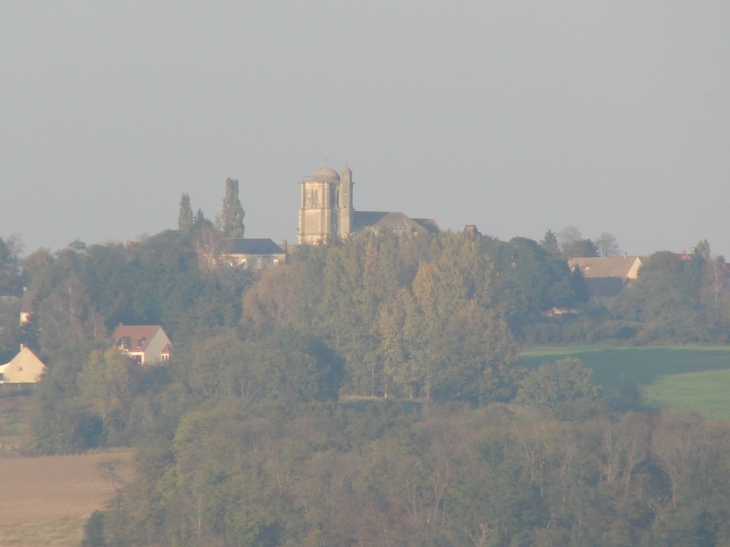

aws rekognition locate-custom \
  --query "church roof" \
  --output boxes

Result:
[313,167,340,182]
[353,211,440,234]
[353,211,390,231]
[412,218,441,234]
[224,238,286,256]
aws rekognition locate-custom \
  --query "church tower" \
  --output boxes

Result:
[297,166,354,245]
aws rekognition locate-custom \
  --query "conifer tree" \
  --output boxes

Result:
[193,208,213,231]
[220,178,245,238]
[178,193,194,233]
[540,230,560,256]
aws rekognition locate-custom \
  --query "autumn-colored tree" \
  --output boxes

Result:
[37,277,107,354]
[516,357,600,408]
[79,347,136,434]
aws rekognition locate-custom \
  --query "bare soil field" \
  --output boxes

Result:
[0,452,133,546]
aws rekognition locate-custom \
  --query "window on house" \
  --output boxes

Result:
[256,258,263,270]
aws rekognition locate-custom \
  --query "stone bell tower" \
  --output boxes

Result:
[298,165,354,244]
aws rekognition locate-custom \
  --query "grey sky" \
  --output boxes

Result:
[1,2,728,257]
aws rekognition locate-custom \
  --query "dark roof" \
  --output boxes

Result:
[20,290,37,314]
[352,211,390,231]
[353,211,440,234]
[412,218,441,234]
[224,238,286,256]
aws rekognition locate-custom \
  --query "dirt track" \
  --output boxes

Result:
[0,452,133,525]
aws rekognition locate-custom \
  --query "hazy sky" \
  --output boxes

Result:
[1,2,728,257]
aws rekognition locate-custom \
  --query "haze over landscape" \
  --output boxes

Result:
[1,2,729,255]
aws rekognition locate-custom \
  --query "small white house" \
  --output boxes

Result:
[0,346,47,384]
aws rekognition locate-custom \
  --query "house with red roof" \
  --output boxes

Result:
[112,325,171,365]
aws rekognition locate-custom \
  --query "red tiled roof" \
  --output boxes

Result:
[112,325,163,352]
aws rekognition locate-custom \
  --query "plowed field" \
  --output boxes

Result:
[0,452,133,546]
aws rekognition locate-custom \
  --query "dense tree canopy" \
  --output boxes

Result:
[4,225,730,546]
[89,397,730,547]
[243,231,524,401]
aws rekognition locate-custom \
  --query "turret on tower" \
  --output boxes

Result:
[338,166,353,237]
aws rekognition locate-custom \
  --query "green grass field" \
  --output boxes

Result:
[521,346,730,421]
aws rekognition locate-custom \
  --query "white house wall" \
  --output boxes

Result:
[143,330,171,364]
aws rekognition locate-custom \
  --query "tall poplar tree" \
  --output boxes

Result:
[220,178,245,238]
[178,193,194,233]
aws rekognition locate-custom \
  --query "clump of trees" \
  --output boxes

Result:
[542,226,622,259]
[242,231,577,402]
[520,229,730,346]
[609,249,730,343]
[4,223,730,546]
[89,396,730,547]
[178,177,245,237]
[16,229,586,452]
[0,235,25,361]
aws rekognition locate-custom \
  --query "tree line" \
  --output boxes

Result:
[1,219,729,545]
[89,395,730,547]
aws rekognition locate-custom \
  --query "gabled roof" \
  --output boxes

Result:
[20,290,37,314]
[412,218,441,234]
[224,238,286,256]
[0,346,46,383]
[353,211,440,234]
[372,212,424,232]
[112,325,166,353]
[567,256,642,280]
[352,211,390,231]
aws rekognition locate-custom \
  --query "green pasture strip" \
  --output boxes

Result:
[645,369,730,422]
[520,346,730,396]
